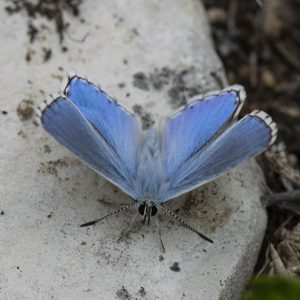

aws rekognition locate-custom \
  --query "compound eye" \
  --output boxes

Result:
[151,204,158,216]
[138,202,146,215]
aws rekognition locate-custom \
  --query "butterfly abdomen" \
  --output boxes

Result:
[136,128,164,200]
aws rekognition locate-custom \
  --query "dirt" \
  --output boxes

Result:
[170,261,181,272]
[132,67,212,108]
[116,286,132,300]
[179,184,235,233]
[138,287,146,297]
[5,0,83,60]
[38,159,69,176]
[132,104,155,130]
[16,99,34,121]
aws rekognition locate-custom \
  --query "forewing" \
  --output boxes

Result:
[64,76,139,175]
[162,86,245,177]
[158,111,277,202]
[41,97,138,199]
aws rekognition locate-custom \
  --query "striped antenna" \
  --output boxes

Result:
[80,202,139,227]
[159,205,213,243]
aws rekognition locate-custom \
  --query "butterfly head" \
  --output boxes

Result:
[138,201,158,225]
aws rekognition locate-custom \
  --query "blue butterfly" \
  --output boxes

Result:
[39,75,277,243]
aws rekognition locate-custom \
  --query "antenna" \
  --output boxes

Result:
[159,205,213,243]
[80,202,139,227]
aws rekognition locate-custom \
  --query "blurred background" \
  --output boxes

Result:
[204,0,300,159]
[203,0,300,296]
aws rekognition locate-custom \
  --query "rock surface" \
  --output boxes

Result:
[0,1,267,299]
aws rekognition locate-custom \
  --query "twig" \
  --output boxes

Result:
[257,244,271,276]
[275,42,300,70]
[269,243,290,277]
[249,51,258,87]
[262,190,300,205]
[227,0,238,36]
[274,215,294,237]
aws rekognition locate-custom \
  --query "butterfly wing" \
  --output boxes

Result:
[40,95,139,199]
[162,86,246,177]
[158,110,277,202]
[64,76,139,175]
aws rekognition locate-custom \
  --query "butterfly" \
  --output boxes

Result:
[39,75,277,244]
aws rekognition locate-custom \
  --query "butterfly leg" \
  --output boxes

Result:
[117,211,140,243]
[156,217,166,253]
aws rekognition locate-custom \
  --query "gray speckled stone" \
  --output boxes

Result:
[0,1,266,299]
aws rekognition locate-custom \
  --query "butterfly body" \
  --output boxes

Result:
[38,75,277,242]
[136,128,164,201]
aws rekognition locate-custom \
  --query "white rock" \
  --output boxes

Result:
[0,1,267,299]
